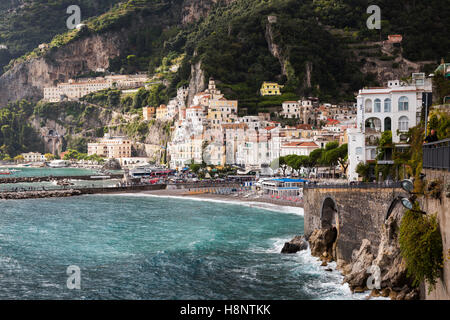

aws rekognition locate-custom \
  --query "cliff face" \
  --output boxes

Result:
[182,0,235,24]
[265,19,286,77]
[187,58,206,106]
[0,32,126,106]
[0,0,233,107]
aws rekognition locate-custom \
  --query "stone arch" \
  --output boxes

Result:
[365,117,382,132]
[320,196,338,229]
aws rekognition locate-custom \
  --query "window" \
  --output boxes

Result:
[384,117,392,131]
[365,99,372,113]
[398,116,409,132]
[374,99,381,112]
[356,147,363,155]
[398,96,409,111]
[384,98,391,112]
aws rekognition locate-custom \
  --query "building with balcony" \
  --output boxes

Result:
[260,82,283,96]
[87,135,132,159]
[21,152,46,163]
[347,74,432,181]
[143,106,156,120]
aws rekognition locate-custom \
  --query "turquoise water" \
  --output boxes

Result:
[0,179,121,192]
[0,167,104,179]
[0,195,362,300]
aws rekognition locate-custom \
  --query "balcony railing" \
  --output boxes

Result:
[423,138,450,170]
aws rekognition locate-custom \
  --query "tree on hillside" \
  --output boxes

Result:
[44,153,55,161]
[13,154,24,163]
[322,143,348,177]
[309,148,324,176]
[272,156,289,176]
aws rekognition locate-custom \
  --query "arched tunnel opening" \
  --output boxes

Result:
[319,197,339,259]
[321,197,338,230]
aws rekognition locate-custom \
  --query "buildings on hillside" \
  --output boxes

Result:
[164,77,359,172]
[260,82,283,96]
[43,74,149,102]
[21,152,46,163]
[347,73,433,181]
[87,135,132,159]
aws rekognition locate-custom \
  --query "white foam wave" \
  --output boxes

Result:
[100,193,304,216]
[261,238,389,300]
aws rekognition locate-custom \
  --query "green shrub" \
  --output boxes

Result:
[399,204,443,291]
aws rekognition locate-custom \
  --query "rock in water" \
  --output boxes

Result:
[103,158,122,170]
[343,239,375,290]
[307,227,337,258]
[281,235,308,254]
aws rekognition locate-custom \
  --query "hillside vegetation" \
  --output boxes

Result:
[0,0,122,72]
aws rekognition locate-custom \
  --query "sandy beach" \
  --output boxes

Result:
[136,188,304,215]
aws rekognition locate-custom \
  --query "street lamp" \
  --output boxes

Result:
[401,179,414,193]
[386,179,426,220]
[399,178,426,214]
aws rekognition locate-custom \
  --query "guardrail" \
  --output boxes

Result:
[423,138,450,170]
[303,181,402,189]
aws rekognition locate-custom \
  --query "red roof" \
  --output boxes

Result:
[296,124,312,130]
[327,118,340,125]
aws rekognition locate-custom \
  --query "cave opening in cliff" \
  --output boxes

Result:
[321,197,338,230]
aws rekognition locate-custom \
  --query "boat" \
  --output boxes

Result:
[20,163,32,167]
[51,179,74,186]
[0,169,11,175]
[48,160,69,168]
[129,166,153,178]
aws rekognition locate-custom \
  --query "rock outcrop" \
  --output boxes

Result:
[0,32,126,105]
[339,205,419,299]
[343,239,375,290]
[102,159,122,171]
[307,227,337,262]
[281,235,308,254]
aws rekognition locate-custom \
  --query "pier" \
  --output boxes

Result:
[0,183,166,200]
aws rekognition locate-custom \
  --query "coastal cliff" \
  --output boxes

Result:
[0,32,126,105]
[300,186,420,299]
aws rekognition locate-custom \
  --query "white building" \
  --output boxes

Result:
[281,101,300,118]
[347,74,432,181]
[22,152,46,162]
[87,135,132,159]
[280,141,319,157]
[43,74,149,102]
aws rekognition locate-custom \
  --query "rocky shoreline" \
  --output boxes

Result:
[281,208,420,300]
[0,189,82,200]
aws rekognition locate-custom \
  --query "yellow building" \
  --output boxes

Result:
[143,106,156,120]
[207,108,223,129]
[209,98,238,124]
[87,136,132,159]
[260,82,283,96]
[156,104,168,120]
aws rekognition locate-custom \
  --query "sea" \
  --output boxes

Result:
[0,193,376,300]
[0,167,122,191]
